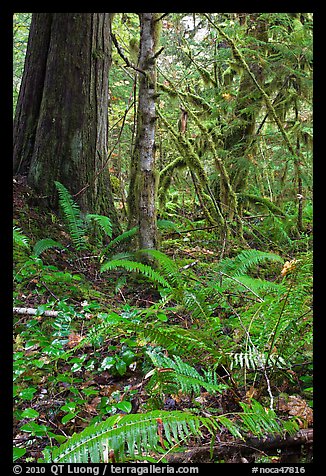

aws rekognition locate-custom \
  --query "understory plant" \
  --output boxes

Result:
[43,401,298,463]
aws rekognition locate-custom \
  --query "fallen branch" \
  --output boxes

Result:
[165,429,313,463]
[13,307,58,317]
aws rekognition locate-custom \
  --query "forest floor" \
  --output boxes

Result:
[13,176,313,464]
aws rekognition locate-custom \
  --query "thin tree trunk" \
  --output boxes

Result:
[128,13,161,250]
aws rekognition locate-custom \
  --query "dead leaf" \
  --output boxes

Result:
[281,259,297,277]
[66,332,83,348]
[287,395,313,428]
[278,395,313,428]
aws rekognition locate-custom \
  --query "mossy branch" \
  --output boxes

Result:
[157,109,223,225]
[158,81,212,113]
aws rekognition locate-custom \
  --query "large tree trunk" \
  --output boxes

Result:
[128,13,161,250]
[13,13,120,231]
[13,13,52,175]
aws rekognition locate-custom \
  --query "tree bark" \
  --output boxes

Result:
[13,13,52,175]
[13,13,120,231]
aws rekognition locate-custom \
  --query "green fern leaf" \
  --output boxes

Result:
[230,275,286,294]
[157,219,181,233]
[147,352,226,395]
[219,249,284,277]
[46,410,216,463]
[101,227,138,257]
[100,259,171,289]
[54,181,86,251]
[183,290,212,320]
[13,226,29,248]
[32,238,64,257]
[86,214,112,238]
[239,400,282,437]
[141,324,218,358]
[139,249,181,287]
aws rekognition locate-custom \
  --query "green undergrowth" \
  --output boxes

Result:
[13,189,312,464]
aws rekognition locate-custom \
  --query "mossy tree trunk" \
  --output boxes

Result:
[128,13,161,250]
[13,13,120,232]
[223,15,268,195]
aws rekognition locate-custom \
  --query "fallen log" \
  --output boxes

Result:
[165,429,313,463]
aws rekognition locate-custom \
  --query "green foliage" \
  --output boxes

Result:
[44,410,216,463]
[43,399,298,463]
[230,347,287,371]
[86,214,112,238]
[32,238,64,257]
[217,249,284,277]
[146,350,226,396]
[101,226,138,258]
[101,259,172,289]
[101,248,216,323]
[13,226,30,248]
[54,181,86,251]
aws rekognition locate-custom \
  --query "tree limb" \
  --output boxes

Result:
[165,429,313,463]
[13,307,59,317]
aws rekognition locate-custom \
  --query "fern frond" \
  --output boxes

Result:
[100,259,171,289]
[147,352,226,395]
[101,227,138,257]
[140,324,221,361]
[46,410,217,463]
[157,219,181,234]
[139,249,181,287]
[183,290,213,320]
[32,238,64,257]
[54,181,86,251]
[13,227,29,248]
[230,347,287,370]
[228,275,286,295]
[86,214,112,238]
[238,400,284,437]
[45,403,295,462]
[218,249,284,277]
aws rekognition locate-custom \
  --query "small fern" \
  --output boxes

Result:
[44,410,217,463]
[218,249,284,277]
[32,238,64,257]
[13,226,29,248]
[100,259,171,289]
[230,347,287,370]
[86,214,112,238]
[146,351,226,395]
[54,181,86,251]
[101,226,139,258]
[183,289,213,321]
[139,248,182,287]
